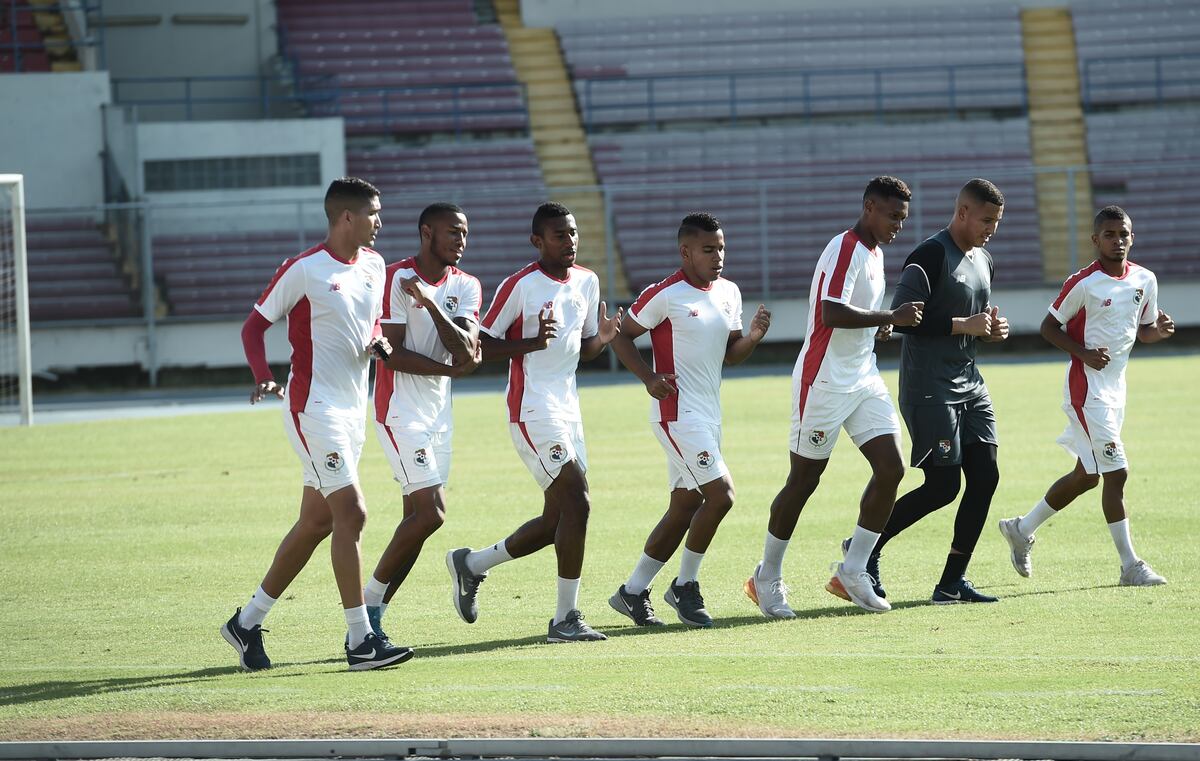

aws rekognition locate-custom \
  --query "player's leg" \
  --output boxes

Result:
[382,496,419,601]
[661,473,734,628]
[929,441,999,604]
[745,452,824,619]
[999,458,1098,578]
[365,485,446,639]
[612,486,699,628]
[544,460,605,642]
[1102,468,1161,585]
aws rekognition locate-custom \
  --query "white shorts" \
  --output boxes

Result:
[1058,404,1127,475]
[283,409,365,497]
[375,422,452,495]
[791,377,901,460]
[511,419,588,490]
[653,421,730,491]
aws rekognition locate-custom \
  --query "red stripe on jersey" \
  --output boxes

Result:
[290,411,310,453]
[286,296,313,413]
[825,231,858,299]
[659,422,684,456]
[796,381,813,423]
[1066,307,1088,410]
[257,246,323,306]
[650,318,678,421]
[373,357,394,423]
[1052,261,1102,311]
[632,270,686,317]
[505,320,526,423]
[517,422,538,452]
[482,262,539,331]
[801,272,834,386]
[381,261,405,321]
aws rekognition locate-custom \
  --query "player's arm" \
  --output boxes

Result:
[399,277,476,363]
[580,301,622,361]
[611,312,676,400]
[379,323,460,377]
[822,300,923,329]
[479,307,557,362]
[724,304,770,366]
[1040,312,1110,370]
[242,310,284,403]
[1137,310,1174,344]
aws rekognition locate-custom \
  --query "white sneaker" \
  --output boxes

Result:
[1119,559,1166,587]
[743,562,796,619]
[998,517,1034,578]
[831,562,891,612]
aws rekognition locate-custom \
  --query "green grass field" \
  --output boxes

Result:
[1,355,1198,741]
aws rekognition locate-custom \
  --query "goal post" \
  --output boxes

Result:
[0,173,32,426]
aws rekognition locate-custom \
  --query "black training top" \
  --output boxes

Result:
[890,228,993,406]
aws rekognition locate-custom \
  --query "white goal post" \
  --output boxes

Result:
[0,173,32,426]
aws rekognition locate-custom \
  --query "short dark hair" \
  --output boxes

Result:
[418,202,465,233]
[864,176,912,203]
[960,178,1005,207]
[677,212,722,242]
[324,177,379,222]
[532,202,572,236]
[1093,205,1131,232]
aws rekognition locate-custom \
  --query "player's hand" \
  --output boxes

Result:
[597,301,623,344]
[891,301,924,327]
[1155,309,1175,339]
[749,304,771,342]
[875,324,893,342]
[532,306,558,350]
[367,336,392,360]
[250,380,284,404]
[1080,346,1111,371]
[451,343,483,378]
[963,311,993,337]
[982,306,1009,342]
[399,276,433,308]
[644,373,677,400]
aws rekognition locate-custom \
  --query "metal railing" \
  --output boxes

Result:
[2,0,104,71]
[1081,53,1200,110]
[580,62,1028,131]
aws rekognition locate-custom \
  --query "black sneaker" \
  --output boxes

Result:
[445,547,486,624]
[663,577,714,628]
[220,608,271,672]
[345,632,414,671]
[608,584,665,627]
[842,537,887,599]
[932,577,998,604]
[547,609,608,643]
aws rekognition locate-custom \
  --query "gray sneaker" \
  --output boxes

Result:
[664,577,714,628]
[609,584,665,626]
[1119,559,1166,587]
[547,609,608,642]
[998,517,1034,577]
[445,547,486,624]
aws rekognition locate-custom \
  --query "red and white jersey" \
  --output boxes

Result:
[480,262,600,423]
[1049,260,1158,409]
[793,230,886,394]
[255,244,386,418]
[374,257,482,431]
[630,270,743,425]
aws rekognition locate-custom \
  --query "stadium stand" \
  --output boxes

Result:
[25,217,140,321]
[1,3,50,72]
[275,0,528,135]
[590,118,1043,295]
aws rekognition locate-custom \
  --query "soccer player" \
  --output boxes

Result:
[861,178,1010,604]
[445,202,621,643]
[743,177,923,617]
[608,212,771,628]
[364,203,483,648]
[222,177,412,671]
[998,206,1173,586]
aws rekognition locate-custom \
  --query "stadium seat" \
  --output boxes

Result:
[23,218,140,321]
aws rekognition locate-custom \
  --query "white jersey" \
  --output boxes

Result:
[793,230,885,394]
[255,244,385,418]
[1049,259,1158,409]
[480,262,600,422]
[630,270,743,425]
[375,257,482,431]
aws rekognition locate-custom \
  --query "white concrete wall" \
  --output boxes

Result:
[0,72,111,209]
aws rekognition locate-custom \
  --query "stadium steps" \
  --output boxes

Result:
[1022,6,1093,283]
[494,0,630,298]
[28,0,81,70]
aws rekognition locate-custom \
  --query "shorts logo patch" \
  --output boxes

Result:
[696,450,714,469]
[1103,441,1122,460]
[938,439,953,456]
[444,295,459,314]
[325,452,343,472]
[413,448,429,467]
[1134,288,1144,304]
[809,430,827,447]
[548,443,567,463]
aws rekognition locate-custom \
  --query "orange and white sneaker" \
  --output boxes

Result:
[827,562,891,612]
[744,562,796,619]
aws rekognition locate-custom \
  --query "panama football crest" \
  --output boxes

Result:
[1103,442,1121,460]
[548,443,567,463]
[363,275,376,291]
[938,440,953,456]
[721,301,734,316]
[413,448,429,467]
[572,294,586,311]
[325,452,343,472]
[444,295,459,314]
[1134,288,1144,304]
[809,430,827,447]
[696,451,714,469]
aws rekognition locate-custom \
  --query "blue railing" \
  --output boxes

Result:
[3,0,104,71]
[580,63,1027,131]
[1081,53,1200,110]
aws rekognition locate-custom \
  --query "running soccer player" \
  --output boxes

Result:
[998,206,1173,586]
[445,202,622,643]
[364,203,483,648]
[608,212,771,628]
[222,177,412,671]
[743,177,923,617]
[863,178,1010,604]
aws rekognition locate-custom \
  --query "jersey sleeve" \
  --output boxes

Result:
[1139,272,1159,326]
[1048,272,1086,324]
[821,245,866,306]
[254,257,307,324]
[629,282,669,330]
[581,274,600,340]
[461,276,483,323]
[480,274,524,338]
[892,240,951,335]
[728,282,744,331]
[381,269,408,325]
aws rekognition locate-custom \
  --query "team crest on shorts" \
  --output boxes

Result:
[696,451,714,469]
[548,443,567,463]
[325,452,343,472]
[444,295,459,314]
[938,440,953,456]
[1134,288,1144,304]
[1103,441,1121,460]
[413,448,429,467]
[809,430,827,447]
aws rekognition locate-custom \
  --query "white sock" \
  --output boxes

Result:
[363,575,388,608]
[345,605,372,648]
[843,525,882,575]
[238,586,276,629]
[466,540,512,575]
[1019,498,1057,538]
[554,576,580,624]
[625,552,666,595]
[759,532,789,580]
[678,547,705,584]
[1108,518,1139,569]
